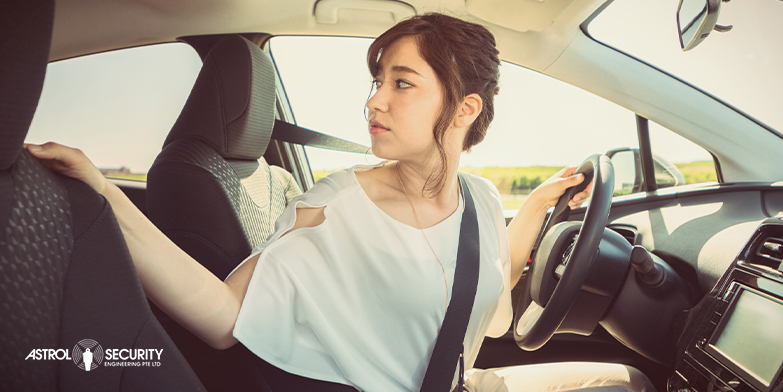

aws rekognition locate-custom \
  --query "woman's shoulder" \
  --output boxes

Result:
[292,165,367,205]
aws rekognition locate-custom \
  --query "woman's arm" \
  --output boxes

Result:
[26,142,248,350]
[506,166,588,287]
[104,181,249,349]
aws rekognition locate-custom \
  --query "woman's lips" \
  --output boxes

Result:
[369,121,389,135]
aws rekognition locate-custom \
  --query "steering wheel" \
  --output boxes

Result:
[514,154,615,351]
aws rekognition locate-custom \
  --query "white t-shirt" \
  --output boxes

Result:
[228,165,513,392]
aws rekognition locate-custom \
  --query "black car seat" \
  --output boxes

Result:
[144,35,301,392]
[0,0,205,390]
[146,34,300,282]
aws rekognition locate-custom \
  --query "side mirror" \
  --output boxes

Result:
[606,148,686,195]
[677,0,722,51]
[606,148,642,196]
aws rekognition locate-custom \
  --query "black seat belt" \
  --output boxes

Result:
[271,120,369,153]
[420,173,480,392]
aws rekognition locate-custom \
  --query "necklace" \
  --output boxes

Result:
[395,163,461,309]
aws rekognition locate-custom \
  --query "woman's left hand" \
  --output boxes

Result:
[529,166,593,211]
[506,165,593,286]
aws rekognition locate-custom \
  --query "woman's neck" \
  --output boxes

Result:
[395,158,460,208]
[354,157,461,230]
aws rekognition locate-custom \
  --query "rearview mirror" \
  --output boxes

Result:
[677,0,721,51]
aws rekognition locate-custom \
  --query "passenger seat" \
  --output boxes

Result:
[144,34,301,392]
[146,34,300,281]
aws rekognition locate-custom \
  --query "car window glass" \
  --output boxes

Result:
[589,0,782,135]
[464,63,639,211]
[271,36,656,211]
[649,120,718,188]
[25,43,202,181]
[270,36,383,179]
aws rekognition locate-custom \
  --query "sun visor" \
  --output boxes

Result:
[314,0,415,26]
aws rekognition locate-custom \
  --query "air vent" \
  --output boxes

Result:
[608,224,638,245]
[756,237,783,267]
[744,222,783,272]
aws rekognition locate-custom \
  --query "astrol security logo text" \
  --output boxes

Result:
[72,339,103,371]
[103,348,163,367]
[25,339,163,371]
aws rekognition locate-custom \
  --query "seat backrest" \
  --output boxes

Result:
[0,1,205,390]
[146,35,300,281]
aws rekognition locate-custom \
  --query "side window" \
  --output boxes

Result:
[462,63,640,210]
[649,120,718,188]
[25,43,202,181]
[270,36,716,211]
[607,119,718,195]
[270,37,381,181]
[272,36,639,209]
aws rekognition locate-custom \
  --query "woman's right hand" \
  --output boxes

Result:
[24,142,109,195]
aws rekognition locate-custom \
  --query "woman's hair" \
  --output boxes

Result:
[368,12,500,197]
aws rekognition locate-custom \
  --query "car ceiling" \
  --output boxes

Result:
[51,0,605,69]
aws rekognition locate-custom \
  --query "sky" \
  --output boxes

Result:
[25,0,781,174]
[26,44,202,172]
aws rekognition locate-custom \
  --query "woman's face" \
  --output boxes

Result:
[366,36,444,163]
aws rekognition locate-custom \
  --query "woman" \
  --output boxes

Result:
[27,12,652,392]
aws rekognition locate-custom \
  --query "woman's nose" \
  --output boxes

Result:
[365,83,387,114]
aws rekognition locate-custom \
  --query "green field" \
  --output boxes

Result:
[459,166,561,194]
[105,173,148,181]
[312,170,338,182]
[674,161,718,184]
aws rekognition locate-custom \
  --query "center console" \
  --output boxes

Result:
[669,217,783,392]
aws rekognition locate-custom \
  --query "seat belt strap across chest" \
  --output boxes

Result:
[420,173,480,392]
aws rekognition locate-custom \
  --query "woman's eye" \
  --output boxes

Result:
[396,80,412,89]
[371,79,411,90]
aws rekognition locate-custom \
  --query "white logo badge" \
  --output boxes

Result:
[72,339,103,371]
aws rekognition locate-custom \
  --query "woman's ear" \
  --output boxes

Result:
[454,93,482,129]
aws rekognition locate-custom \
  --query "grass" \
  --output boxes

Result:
[312,170,338,182]
[675,161,718,184]
[459,166,562,194]
[105,173,148,181]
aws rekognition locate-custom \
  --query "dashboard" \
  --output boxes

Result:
[669,217,783,392]
[609,187,783,293]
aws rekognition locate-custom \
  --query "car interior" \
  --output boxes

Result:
[2,0,782,391]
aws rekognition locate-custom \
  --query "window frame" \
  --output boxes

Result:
[635,114,722,194]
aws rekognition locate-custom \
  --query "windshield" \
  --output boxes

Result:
[589,0,782,135]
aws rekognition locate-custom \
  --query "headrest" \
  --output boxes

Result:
[163,35,276,160]
[0,0,54,171]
